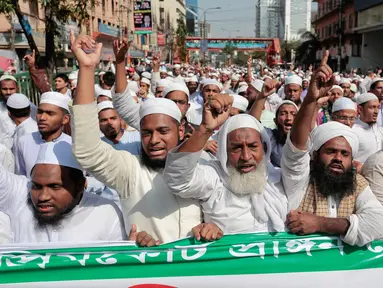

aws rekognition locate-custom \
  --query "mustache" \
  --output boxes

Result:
[327,160,345,172]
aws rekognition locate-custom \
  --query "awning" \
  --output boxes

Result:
[353,23,383,33]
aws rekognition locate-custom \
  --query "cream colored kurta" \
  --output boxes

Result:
[70,102,202,243]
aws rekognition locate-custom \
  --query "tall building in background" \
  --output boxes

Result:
[256,0,285,39]
[285,0,312,41]
[186,0,199,36]
[198,21,211,38]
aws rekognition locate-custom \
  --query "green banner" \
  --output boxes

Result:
[1,232,383,286]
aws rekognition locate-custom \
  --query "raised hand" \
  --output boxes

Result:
[247,55,252,66]
[70,30,102,68]
[260,79,278,99]
[202,94,233,131]
[23,49,36,69]
[151,52,160,71]
[113,38,129,64]
[307,51,334,102]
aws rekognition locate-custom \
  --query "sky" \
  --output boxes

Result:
[197,0,318,38]
[198,0,256,38]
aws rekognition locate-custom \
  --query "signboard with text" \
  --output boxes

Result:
[186,38,271,51]
[134,0,153,34]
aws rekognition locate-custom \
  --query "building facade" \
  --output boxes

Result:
[350,0,383,71]
[256,0,285,39]
[186,0,199,36]
[198,21,211,38]
[312,0,360,71]
[285,0,312,41]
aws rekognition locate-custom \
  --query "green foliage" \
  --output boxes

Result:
[222,43,235,57]
[0,0,15,15]
[295,31,321,65]
[176,13,187,62]
[281,40,300,62]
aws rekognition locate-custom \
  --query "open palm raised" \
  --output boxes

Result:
[70,30,102,68]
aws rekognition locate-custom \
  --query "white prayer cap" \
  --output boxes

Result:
[356,92,379,105]
[139,98,182,123]
[250,79,264,92]
[167,71,174,76]
[329,85,344,94]
[163,82,190,98]
[275,100,298,114]
[311,121,359,157]
[6,93,30,109]
[231,94,249,112]
[370,78,383,87]
[284,75,302,87]
[174,64,181,69]
[238,81,248,88]
[187,75,198,83]
[335,75,341,84]
[238,85,248,94]
[303,78,310,83]
[159,66,167,73]
[0,74,17,82]
[96,88,112,99]
[127,81,139,93]
[141,77,151,86]
[210,72,219,78]
[165,76,175,83]
[40,92,71,111]
[339,78,351,85]
[202,79,222,91]
[156,79,170,88]
[97,101,114,113]
[35,141,82,172]
[350,83,357,93]
[332,97,357,113]
[98,71,106,76]
[68,71,78,80]
[221,70,230,75]
[231,74,240,81]
[262,75,272,81]
[217,114,271,175]
[141,71,152,80]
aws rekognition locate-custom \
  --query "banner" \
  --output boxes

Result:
[157,34,165,46]
[134,0,153,35]
[1,232,383,287]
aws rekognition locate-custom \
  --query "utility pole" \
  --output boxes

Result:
[337,0,343,72]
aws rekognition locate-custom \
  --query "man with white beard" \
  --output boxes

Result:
[163,94,287,234]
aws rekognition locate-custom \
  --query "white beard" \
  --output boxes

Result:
[227,159,267,195]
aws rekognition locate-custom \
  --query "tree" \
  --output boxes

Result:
[175,12,187,62]
[0,0,96,78]
[295,31,321,66]
[222,43,235,58]
[280,40,300,62]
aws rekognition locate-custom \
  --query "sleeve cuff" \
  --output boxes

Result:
[286,132,312,155]
[111,84,133,98]
[341,214,358,246]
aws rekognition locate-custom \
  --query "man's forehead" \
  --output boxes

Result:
[38,103,61,112]
[323,136,352,151]
[0,80,17,88]
[333,109,357,116]
[141,113,177,128]
[228,128,261,141]
[278,104,297,112]
[99,108,118,118]
[286,83,301,90]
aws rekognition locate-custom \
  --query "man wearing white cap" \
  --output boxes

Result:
[154,79,169,98]
[369,78,383,127]
[282,53,383,245]
[186,75,200,105]
[340,78,352,98]
[96,88,113,103]
[230,74,240,93]
[14,92,71,178]
[0,141,127,242]
[316,85,344,126]
[163,95,287,234]
[6,93,38,149]
[138,77,155,101]
[173,64,182,80]
[230,94,249,116]
[352,93,383,163]
[70,34,201,244]
[283,75,303,107]
[331,97,357,128]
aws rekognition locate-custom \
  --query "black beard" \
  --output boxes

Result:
[27,197,73,229]
[311,160,356,199]
[140,149,166,171]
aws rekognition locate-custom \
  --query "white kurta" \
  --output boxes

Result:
[12,117,38,151]
[0,163,126,243]
[71,102,202,243]
[14,131,72,178]
[352,119,383,163]
[0,102,15,150]
[163,149,287,234]
[101,130,141,155]
[281,135,383,246]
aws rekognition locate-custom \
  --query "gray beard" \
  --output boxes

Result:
[227,159,267,195]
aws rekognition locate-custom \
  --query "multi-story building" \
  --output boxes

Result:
[198,21,211,38]
[256,0,285,39]
[350,0,383,71]
[312,0,359,71]
[0,0,140,70]
[285,0,312,41]
[186,0,199,36]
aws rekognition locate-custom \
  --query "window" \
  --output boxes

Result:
[112,0,114,12]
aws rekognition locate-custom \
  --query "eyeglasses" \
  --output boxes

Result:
[332,115,357,122]
[171,99,188,106]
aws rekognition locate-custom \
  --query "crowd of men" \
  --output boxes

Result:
[0,32,383,247]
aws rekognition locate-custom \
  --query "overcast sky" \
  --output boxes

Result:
[197,0,318,38]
